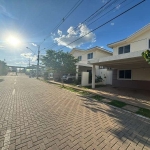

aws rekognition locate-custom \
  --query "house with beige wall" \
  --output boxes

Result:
[70,46,113,86]
[90,24,150,89]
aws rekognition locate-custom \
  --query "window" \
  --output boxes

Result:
[99,66,107,69]
[87,53,93,59]
[118,45,130,54]
[119,70,131,79]
[78,56,82,61]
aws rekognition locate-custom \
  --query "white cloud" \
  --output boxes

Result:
[57,30,62,36]
[54,24,96,49]
[20,53,37,62]
[116,4,121,9]
[21,53,32,58]
[111,22,115,26]
[31,55,37,62]
[31,43,37,47]
[15,61,28,65]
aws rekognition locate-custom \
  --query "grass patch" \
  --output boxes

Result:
[108,100,126,108]
[62,86,90,95]
[136,108,150,118]
[91,95,104,101]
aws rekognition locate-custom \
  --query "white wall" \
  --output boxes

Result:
[132,68,150,81]
[81,72,89,86]
[113,30,150,55]
[106,70,112,85]
[72,48,113,85]
[72,48,112,63]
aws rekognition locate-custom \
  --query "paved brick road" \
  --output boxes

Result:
[0,75,150,150]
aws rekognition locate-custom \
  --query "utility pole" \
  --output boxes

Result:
[37,45,40,79]
[29,58,30,67]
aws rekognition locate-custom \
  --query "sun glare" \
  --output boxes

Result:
[7,36,21,46]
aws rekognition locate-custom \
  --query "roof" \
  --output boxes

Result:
[70,46,112,54]
[108,23,150,48]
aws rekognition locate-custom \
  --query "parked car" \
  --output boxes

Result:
[61,74,76,83]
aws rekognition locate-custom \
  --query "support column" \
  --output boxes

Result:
[92,65,96,88]
[76,65,79,79]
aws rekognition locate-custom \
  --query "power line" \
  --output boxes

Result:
[46,0,119,50]
[46,0,127,50]
[87,0,129,26]
[47,0,128,50]
[39,0,84,46]
[57,0,145,51]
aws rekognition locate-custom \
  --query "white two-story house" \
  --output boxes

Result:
[90,24,150,89]
[70,46,113,86]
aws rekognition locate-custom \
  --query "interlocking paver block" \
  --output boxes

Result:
[123,105,139,112]
[0,75,149,150]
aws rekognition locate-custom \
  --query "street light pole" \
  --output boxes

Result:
[26,46,45,79]
[37,45,40,79]
[29,58,30,67]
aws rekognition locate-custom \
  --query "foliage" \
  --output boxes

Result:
[0,60,8,76]
[62,86,90,95]
[136,108,150,118]
[41,50,78,77]
[95,76,103,83]
[91,95,104,101]
[108,100,126,108]
[142,50,150,64]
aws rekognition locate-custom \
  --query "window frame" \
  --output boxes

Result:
[78,56,82,61]
[118,45,130,54]
[87,52,93,59]
[118,70,132,80]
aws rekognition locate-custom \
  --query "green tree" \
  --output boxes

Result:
[142,50,150,64]
[41,50,78,80]
[0,60,8,76]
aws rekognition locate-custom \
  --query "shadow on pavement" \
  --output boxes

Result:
[79,95,150,148]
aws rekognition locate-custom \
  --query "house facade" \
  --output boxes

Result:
[90,24,150,89]
[70,47,113,86]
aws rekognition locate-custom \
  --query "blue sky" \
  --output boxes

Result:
[0,0,150,66]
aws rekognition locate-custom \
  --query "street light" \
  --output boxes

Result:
[26,46,46,79]
[26,47,35,55]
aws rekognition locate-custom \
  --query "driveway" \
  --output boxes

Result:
[0,74,150,150]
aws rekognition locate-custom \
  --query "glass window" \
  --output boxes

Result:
[118,45,130,54]
[119,70,131,79]
[124,45,130,53]
[87,53,93,59]
[119,70,124,78]
[125,70,131,79]
[78,56,82,61]
[118,47,123,54]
